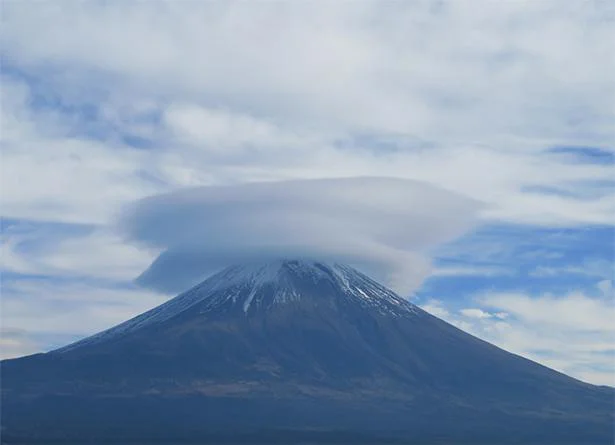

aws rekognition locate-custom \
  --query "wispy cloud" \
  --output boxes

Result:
[1,221,155,280]
[2,2,614,226]
[431,266,513,278]
[0,278,166,359]
[420,281,615,386]
[0,328,40,360]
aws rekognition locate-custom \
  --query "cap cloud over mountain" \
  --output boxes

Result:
[120,177,482,295]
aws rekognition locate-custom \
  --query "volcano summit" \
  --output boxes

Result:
[2,260,613,443]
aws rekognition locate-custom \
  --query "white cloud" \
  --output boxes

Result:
[422,285,615,386]
[1,2,613,226]
[1,279,166,346]
[120,177,482,295]
[0,328,41,360]
[164,104,294,151]
[3,2,613,139]
[0,77,163,224]
[432,266,512,277]
[1,226,156,281]
[479,291,615,331]
[530,260,615,280]
[459,308,493,319]
[419,299,451,320]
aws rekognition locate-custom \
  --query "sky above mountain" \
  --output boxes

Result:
[1,1,614,385]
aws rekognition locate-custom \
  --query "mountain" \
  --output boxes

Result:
[2,260,613,444]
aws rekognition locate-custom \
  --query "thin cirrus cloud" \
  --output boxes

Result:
[119,177,482,295]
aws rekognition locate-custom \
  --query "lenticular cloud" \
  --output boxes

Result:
[120,177,482,296]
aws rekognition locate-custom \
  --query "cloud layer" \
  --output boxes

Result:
[421,282,615,386]
[2,1,614,227]
[1,1,613,385]
[121,177,482,294]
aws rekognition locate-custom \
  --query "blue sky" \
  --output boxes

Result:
[1,1,614,385]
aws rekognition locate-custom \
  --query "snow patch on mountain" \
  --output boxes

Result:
[56,260,418,353]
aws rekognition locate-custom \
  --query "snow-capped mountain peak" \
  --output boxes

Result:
[202,259,415,312]
[57,259,417,353]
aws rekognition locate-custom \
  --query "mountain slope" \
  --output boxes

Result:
[2,260,613,443]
